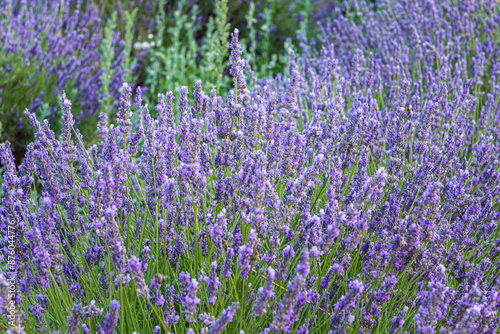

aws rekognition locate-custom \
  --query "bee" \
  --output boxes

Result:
[250,250,260,261]
[406,105,414,117]
[155,273,165,283]
[399,236,407,247]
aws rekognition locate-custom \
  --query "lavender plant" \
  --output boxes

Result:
[1,0,500,332]
[0,0,136,159]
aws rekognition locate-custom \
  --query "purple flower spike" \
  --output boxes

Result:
[117,83,133,140]
[229,28,247,105]
[179,272,201,323]
[253,267,276,317]
[415,265,454,334]
[101,300,120,334]
[129,256,150,299]
[207,302,239,334]
[238,229,257,279]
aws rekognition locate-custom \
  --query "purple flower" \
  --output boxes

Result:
[199,312,216,325]
[221,248,235,279]
[179,272,200,323]
[334,279,365,312]
[150,274,165,307]
[238,229,257,279]
[229,28,247,105]
[210,209,228,252]
[207,302,239,334]
[276,245,295,281]
[164,284,179,326]
[66,302,81,334]
[81,300,103,319]
[117,83,133,140]
[389,306,409,333]
[205,261,221,305]
[271,248,310,332]
[451,287,499,333]
[414,265,454,334]
[331,278,365,331]
[253,267,276,317]
[129,256,150,299]
[101,300,120,334]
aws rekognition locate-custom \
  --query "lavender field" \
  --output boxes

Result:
[1,0,500,333]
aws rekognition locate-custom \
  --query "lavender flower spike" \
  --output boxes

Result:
[229,28,247,104]
[207,302,239,334]
[414,265,454,334]
[238,229,257,279]
[101,300,120,334]
[129,256,150,299]
[179,272,201,323]
[117,82,133,140]
[66,302,81,334]
[253,267,276,317]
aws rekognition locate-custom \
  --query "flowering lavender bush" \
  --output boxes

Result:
[0,0,137,159]
[1,0,500,333]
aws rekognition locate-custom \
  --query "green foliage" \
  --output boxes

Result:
[100,12,118,116]
[145,0,201,97]
[202,0,232,91]
[141,0,319,105]
[123,8,139,84]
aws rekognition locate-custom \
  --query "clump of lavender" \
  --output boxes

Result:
[0,0,132,150]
